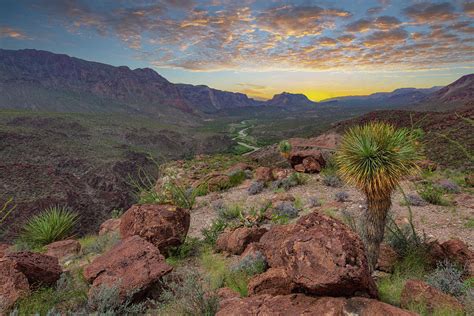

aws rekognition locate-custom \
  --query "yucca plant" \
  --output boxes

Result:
[335,122,422,271]
[278,140,292,159]
[21,206,79,247]
[1,197,16,225]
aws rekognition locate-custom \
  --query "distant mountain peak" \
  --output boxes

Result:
[268,92,315,107]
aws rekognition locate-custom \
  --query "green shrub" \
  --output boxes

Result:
[80,232,121,257]
[289,172,308,185]
[418,182,447,205]
[228,170,247,187]
[158,268,219,315]
[166,237,203,266]
[217,204,242,221]
[20,206,78,247]
[201,218,227,246]
[278,140,292,155]
[231,251,267,276]
[271,213,290,224]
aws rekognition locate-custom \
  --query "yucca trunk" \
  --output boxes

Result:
[364,193,392,272]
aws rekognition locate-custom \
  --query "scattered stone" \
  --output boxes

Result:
[4,252,62,287]
[248,181,264,195]
[377,243,399,273]
[288,149,325,173]
[0,258,30,313]
[257,212,378,298]
[302,156,321,173]
[248,268,294,296]
[271,192,295,204]
[294,164,305,173]
[207,174,231,192]
[418,159,437,172]
[307,197,322,207]
[120,204,190,254]
[400,280,464,314]
[216,227,268,255]
[84,236,173,301]
[217,287,240,301]
[99,218,121,236]
[428,238,474,276]
[405,193,428,206]
[217,294,416,316]
[335,191,349,202]
[271,168,292,180]
[254,167,273,182]
[45,239,81,262]
[226,163,252,174]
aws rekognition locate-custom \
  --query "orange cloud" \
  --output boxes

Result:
[0,26,28,39]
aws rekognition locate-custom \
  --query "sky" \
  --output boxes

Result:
[0,0,473,101]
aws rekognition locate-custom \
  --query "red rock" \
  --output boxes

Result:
[400,280,464,314]
[271,168,292,180]
[4,252,62,286]
[254,167,273,182]
[226,163,252,174]
[0,243,12,257]
[207,174,231,191]
[428,238,474,276]
[84,236,172,301]
[377,243,399,273]
[418,159,437,172]
[257,211,378,298]
[294,164,305,172]
[0,258,30,313]
[271,192,295,204]
[217,287,240,300]
[248,268,294,296]
[302,156,321,173]
[45,239,81,261]
[99,218,121,236]
[120,204,190,254]
[217,294,416,316]
[465,173,474,187]
[216,227,268,255]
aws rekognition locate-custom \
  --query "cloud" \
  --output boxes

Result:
[345,19,372,32]
[403,2,458,23]
[463,1,474,17]
[256,5,351,37]
[367,6,383,15]
[363,28,409,46]
[0,26,29,39]
[345,16,400,33]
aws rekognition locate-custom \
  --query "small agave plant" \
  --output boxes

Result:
[278,140,292,159]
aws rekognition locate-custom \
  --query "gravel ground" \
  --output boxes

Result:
[189,173,474,247]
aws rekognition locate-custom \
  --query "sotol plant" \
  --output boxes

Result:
[278,140,292,159]
[20,205,79,247]
[335,122,421,271]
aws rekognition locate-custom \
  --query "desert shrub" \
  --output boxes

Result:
[20,206,78,247]
[462,288,474,316]
[403,193,428,207]
[217,204,242,221]
[228,170,247,187]
[248,181,264,195]
[110,208,123,219]
[271,172,307,191]
[88,281,145,314]
[385,213,426,257]
[239,203,270,227]
[322,174,343,187]
[289,172,308,185]
[465,218,474,229]
[271,213,290,224]
[201,218,227,246]
[14,287,58,315]
[273,201,299,219]
[308,197,322,207]
[427,260,466,297]
[436,179,461,194]
[166,237,202,265]
[158,268,219,316]
[80,232,120,256]
[334,191,349,202]
[278,140,292,157]
[418,182,447,205]
[231,251,267,276]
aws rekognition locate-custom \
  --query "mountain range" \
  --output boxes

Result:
[1,49,473,118]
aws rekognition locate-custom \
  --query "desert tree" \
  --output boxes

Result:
[335,122,422,271]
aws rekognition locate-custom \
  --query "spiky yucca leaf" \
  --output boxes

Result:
[336,122,422,199]
[21,206,78,247]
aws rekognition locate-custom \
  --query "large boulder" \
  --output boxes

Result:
[0,258,30,313]
[254,167,273,182]
[45,239,81,262]
[288,150,325,173]
[256,211,378,298]
[400,280,464,314]
[216,227,267,255]
[248,268,294,296]
[99,218,121,236]
[217,294,416,316]
[84,236,173,301]
[120,204,190,254]
[4,251,62,286]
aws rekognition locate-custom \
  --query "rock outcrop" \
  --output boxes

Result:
[254,211,378,298]
[99,218,121,236]
[4,252,62,286]
[217,294,416,316]
[120,204,190,254]
[0,259,30,313]
[216,227,267,255]
[84,236,173,301]
[45,239,81,262]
